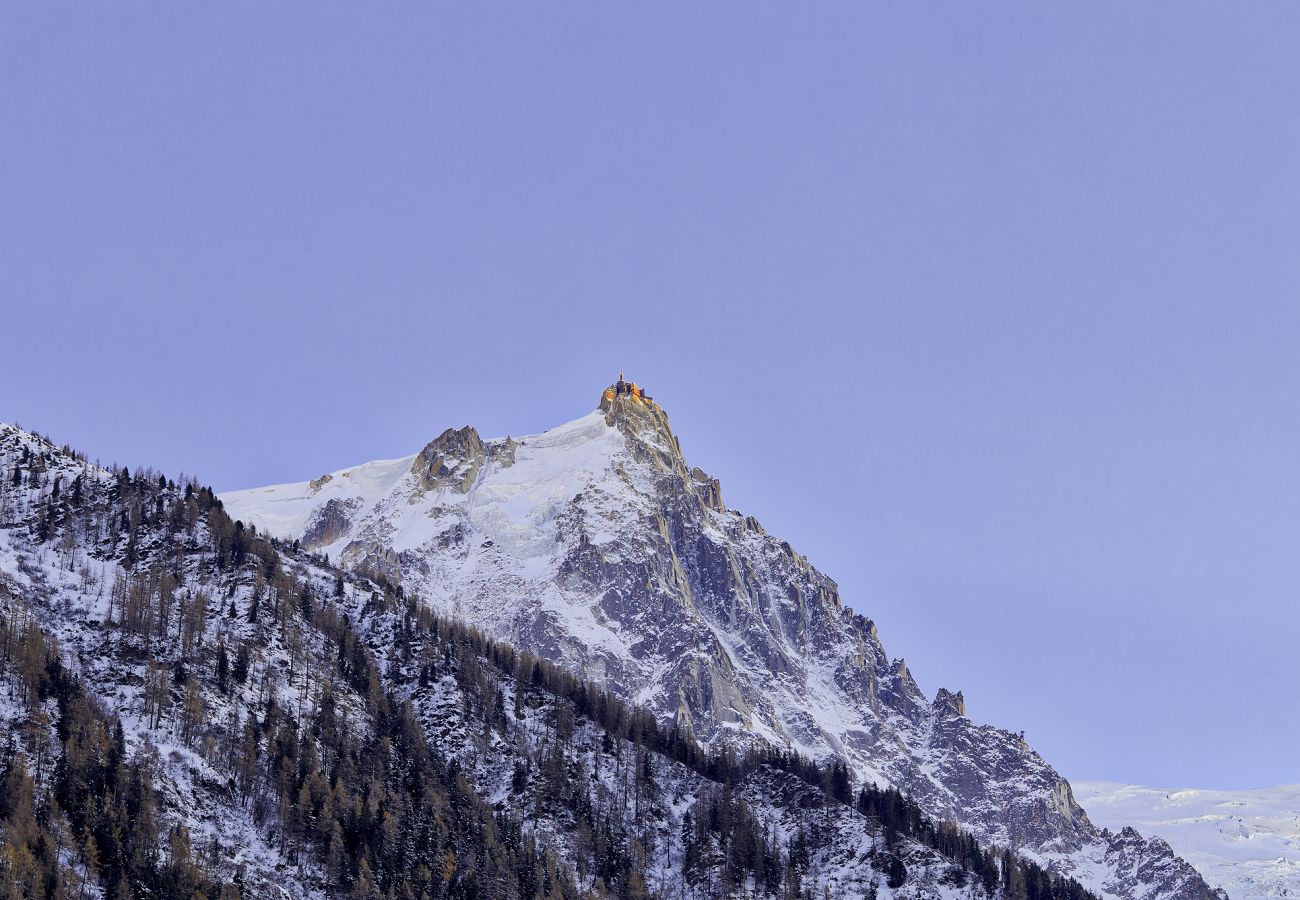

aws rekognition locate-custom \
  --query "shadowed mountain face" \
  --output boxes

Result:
[222,383,1225,900]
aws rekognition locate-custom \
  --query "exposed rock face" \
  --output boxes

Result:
[934,687,966,718]
[301,497,358,549]
[412,425,486,493]
[489,436,518,467]
[1089,828,1229,900]
[221,384,1225,900]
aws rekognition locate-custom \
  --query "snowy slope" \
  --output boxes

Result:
[1075,782,1300,900]
[0,424,325,898]
[222,382,1225,900]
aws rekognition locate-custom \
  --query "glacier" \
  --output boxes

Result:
[1076,781,1300,900]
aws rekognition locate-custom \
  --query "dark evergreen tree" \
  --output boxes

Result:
[215,641,230,694]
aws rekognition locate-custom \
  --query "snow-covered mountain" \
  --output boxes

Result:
[1076,781,1300,900]
[0,418,1109,900]
[222,379,1224,900]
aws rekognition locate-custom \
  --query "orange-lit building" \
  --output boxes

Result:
[610,370,652,402]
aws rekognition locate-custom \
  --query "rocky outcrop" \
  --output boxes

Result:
[301,497,358,549]
[1095,828,1229,900]
[342,541,402,583]
[411,425,485,493]
[489,437,518,467]
[599,388,687,476]
[933,687,966,718]
[691,467,725,512]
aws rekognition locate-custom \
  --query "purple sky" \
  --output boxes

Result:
[3,5,1297,789]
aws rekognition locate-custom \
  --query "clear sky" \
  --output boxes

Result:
[3,4,1297,790]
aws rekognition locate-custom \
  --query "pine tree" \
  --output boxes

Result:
[216,641,230,695]
[232,642,250,685]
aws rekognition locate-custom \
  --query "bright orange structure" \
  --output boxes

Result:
[605,370,654,403]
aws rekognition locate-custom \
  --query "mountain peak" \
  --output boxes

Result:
[598,373,664,420]
[411,425,486,493]
[598,375,685,472]
[933,687,967,718]
[213,384,1226,900]
[603,371,656,404]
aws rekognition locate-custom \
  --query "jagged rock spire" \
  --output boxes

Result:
[411,425,486,493]
[598,377,687,470]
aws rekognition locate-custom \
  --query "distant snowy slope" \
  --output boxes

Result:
[1075,781,1300,900]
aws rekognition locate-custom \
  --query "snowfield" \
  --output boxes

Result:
[1075,782,1300,900]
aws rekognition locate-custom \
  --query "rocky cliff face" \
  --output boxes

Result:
[222,385,1225,900]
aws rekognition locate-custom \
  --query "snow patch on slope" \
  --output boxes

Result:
[224,410,625,563]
